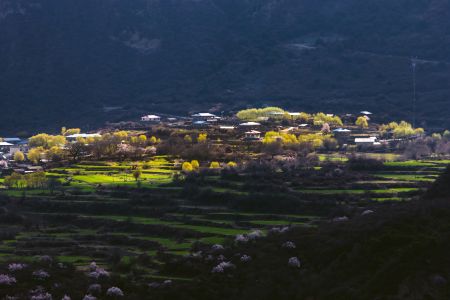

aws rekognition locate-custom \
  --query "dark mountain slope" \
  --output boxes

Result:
[1,0,450,134]
[152,166,450,300]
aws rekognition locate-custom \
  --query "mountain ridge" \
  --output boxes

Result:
[1,0,450,134]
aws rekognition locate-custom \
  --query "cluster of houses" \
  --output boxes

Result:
[140,110,383,147]
[0,109,383,173]
[0,137,32,173]
[0,138,29,158]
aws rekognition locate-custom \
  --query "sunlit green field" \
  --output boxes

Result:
[0,155,448,282]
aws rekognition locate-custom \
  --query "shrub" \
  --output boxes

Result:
[182,162,194,172]
[227,161,237,168]
[288,257,301,268]
[209,161,220,169]
[211,262,235,273]
[106,287,124,297]
[0,274,16,285]
[191,160,200,170]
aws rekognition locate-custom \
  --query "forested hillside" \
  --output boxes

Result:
[1,0,450,134]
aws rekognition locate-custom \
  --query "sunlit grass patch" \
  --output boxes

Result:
[57,255,92,264]
[248,220,306,226]
[172,224,250,236]
[384,160,437,167]
[375,174,436,182]
[372,197,404,202]
[83,215,181,226]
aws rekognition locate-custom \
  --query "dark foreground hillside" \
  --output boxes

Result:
[158,167,450,300]
[1,0,450,134]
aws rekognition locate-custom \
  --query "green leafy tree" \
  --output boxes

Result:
[355,116,369,129]
[182,162,193,172]
[191,160,200,170]
[132,167,142,181]
[29,133,66,149]
[61,127,81,136]
[227,161,237,168]
[138,135,147,145]
[184,135,193,143]
[13,151,25,162]
[27,147,46,164]
[236,107,286,121]
[313,113,343,127]
[47,146,65,162]
[197,133,208,143]
[209,161,220,169]
[149,136,158,144]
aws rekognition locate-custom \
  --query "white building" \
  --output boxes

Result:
[219,126,235,130]
[360,111,373,115]
[239,122,261,127]
[141,115,161,122]
[192,112,217,118]
[0,142,13,153]
[192,113,221,123]
[355,136,378,146]
[244,130,261,140]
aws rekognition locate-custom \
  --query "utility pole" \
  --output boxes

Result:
[411,57,417,128]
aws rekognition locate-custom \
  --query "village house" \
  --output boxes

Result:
[333,128,352,143]
[355,136,381,149]
[360,111,373,116]
[219,126,235,131]
[3,137,22,145]
[0,142,14,154]
[66,133,101,142]
[239,122,261,129]
[288,112,301,118]
[13,164,44,174]
[141,115,161,122]
[192,120,209,128]
[192,113,219,121]
[244,130,261,141]
[2,138,29,156]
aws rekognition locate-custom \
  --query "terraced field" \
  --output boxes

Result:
[0,156,448,282]
[294,159,449,202]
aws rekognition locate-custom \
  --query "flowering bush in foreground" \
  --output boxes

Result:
[87,283,102,295]
[235,234,249,243]
[240,255,252,262]
[288,257,301,268]
[8,263,27,272]
[211,261,236,273]
[282,241,296,249]
[30,292,52,300]
[33,270,50,280]
[247,230,263,240]
[87,262,109,279]
[211,244,224,252]
[106,286,124,297]
[0,274,17,285]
